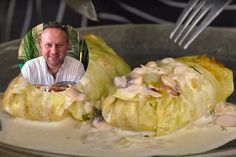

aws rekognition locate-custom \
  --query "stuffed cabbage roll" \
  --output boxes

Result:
[102,55,234,136]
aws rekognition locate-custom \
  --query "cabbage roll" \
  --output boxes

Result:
[102,55,234,136]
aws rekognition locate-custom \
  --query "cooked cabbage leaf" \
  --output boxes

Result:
[68,34,131,120]
[3,76,70,121]
[102,55,234,136]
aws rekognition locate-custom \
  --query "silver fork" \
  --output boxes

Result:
[170,0,232,49]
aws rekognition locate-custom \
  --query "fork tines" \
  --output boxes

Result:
[170,0,232,49]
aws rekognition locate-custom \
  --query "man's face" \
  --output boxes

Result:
[40,28,68,69]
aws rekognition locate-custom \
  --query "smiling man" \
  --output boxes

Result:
[21,22,85,86]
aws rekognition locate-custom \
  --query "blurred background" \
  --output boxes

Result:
[1,0,236,44]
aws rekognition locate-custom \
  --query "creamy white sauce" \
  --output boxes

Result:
[115,58,200,99]
[1,92,236,157]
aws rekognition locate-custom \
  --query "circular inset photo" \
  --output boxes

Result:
[18,21,89,90]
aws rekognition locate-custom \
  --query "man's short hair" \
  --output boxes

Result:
[41,21,68,42]
[43,21,68,33]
